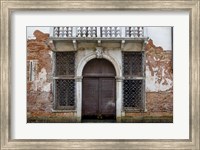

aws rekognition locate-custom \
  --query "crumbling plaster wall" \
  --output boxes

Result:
[27,30,173,121]
[145,39,173,92]
[27,30,53,116]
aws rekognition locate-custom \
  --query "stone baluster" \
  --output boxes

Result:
[53,27,59,37]
[68,27,72,37]
[130,27,134,37]
[63,27,67,37]
[107,27,111,37]
[92,27,96,37]
[111,27,116,37]
[139,27,143,37]
[125,27,130,37]
[102,27,106,37]
[82,27,87,37]
[59,27,63,37]
[116,27,121,37]
[77,27,81,37]
[134,27,139,37]
[87,27,92,37]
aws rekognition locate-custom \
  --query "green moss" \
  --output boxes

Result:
[27,116,77,123]
[28,116,173,123]
[121,116,173,123]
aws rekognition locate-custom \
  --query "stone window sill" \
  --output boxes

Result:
[51,109,76,113]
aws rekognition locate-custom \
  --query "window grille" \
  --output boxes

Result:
[123,52,143,77]
[123,80,144,110]
[55,52,75,76]
[53,51,76,110]
[122,52,145,111]
[55,79,75,109]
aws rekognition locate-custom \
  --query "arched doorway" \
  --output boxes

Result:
[82,59,116,121]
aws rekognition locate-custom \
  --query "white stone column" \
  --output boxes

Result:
[121,27,126,37]
[116,77,123,122]
[49,27,54,37]
[97,27,101,37]
[75,76,82,122]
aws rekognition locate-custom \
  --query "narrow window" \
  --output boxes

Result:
[122,52,145,111]
[27,60,38,82]
[53,51,76,110]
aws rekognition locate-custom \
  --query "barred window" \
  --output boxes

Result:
[55,52,75,76]
[55,79,75,110]
[123,80,144,110]
[122,52,145,111]
[53,51,76,110]
[123,52,143,77]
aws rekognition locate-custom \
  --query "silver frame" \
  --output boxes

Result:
[1,0,199,149]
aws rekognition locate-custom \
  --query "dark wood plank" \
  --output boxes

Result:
[82,78,99,117]
[83,59,116,77]
[82,59,116,120]
[99,78,116,117]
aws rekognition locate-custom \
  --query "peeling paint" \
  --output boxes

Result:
[31,68,51,92]
[145,39,173,92]
[48,51,53,59]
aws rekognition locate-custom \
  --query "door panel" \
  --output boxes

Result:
[82,59,116,120]
[82,78,99,117]
[82,77,116,119]
[83,59,116,77]
[99,78,115,117]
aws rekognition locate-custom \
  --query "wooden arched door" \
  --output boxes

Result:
[82,59,116,120]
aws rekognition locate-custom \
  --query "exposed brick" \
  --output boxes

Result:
[33,30,49,41]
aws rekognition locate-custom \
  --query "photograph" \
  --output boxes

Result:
[27,26,173,123]
[1,0,199,149]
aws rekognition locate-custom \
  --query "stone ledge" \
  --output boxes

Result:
[51,109,77,113]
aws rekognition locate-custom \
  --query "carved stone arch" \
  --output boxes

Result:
[75,51,123,122]
[76,52,122,78]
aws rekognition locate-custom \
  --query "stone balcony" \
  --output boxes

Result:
[49,26,148,52]
[51,26,144,38]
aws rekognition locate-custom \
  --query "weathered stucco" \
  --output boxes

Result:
[27,30,53,118]
[27,30,53,93]
[145,39,173,92]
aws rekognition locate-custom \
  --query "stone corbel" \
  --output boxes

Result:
[72,40,77,51]
[46,39,56,51]
[142,37,149,51]
[97,40,101,46]
[121,40,125,50]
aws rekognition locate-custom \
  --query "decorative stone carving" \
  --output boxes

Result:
[95,47,103,59]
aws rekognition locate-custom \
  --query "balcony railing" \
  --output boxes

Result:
[52,26,144,38]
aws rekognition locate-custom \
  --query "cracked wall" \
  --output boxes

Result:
[145,39,173,92]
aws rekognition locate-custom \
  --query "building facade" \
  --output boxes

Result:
[27,26,173,123]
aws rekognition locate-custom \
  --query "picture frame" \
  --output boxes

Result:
[1,0,199,149]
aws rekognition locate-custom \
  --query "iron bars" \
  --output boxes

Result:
[53,51,76,110]
[122,51,145,111]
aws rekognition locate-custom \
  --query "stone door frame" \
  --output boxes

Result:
[75,52,123,122]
